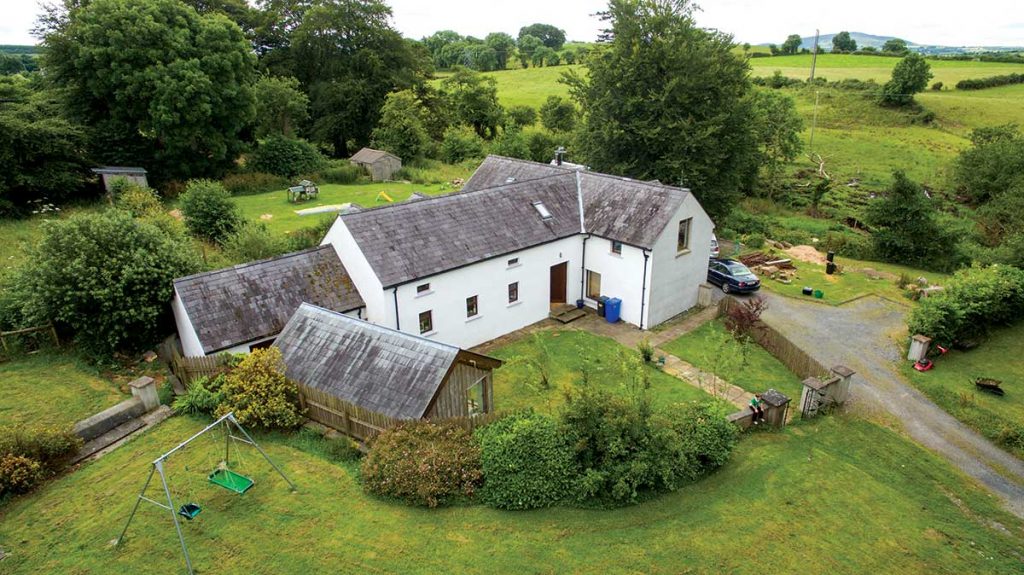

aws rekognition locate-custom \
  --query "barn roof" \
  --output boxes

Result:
[340,155,691,287]
[91,166,147,175]
[350,147,399,164]
[275,304,495,419]
[173,245,364,354]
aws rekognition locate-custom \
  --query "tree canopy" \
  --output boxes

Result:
[518,23,566,50]
[831,31,856,52]
[955,124,1024,205]
[879,53,932,106]
[866,171,960,271]
[254,75,309,138]
[43,0,256,181]
[781,34,802,55]
[372,90,430,160]
[441,67,504,139]
[566,0,756,220]
[882,38,909,54]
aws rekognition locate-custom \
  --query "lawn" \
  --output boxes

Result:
[661,320,804,399]
[488,329,726,413]
[0,351,127,429]
[749,53,1024,86]
[901,322,1024,459]
[0,414,1021,574]
[229,181,458,237]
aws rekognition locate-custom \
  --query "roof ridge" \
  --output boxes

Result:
[297,303,461,354]
[339,171,578,219]
[173,244,335,285]
[581,170,690,194]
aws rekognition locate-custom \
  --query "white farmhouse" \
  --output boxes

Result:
[322,155,713,349]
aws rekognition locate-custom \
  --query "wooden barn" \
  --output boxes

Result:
[349,147,402,182]
[274,303,501,439]
[92,166,148,192]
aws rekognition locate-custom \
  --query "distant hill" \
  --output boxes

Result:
[758,32,1022,55]
[797,32,903,51]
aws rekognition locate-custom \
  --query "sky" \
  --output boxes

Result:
[0,0,1021,47]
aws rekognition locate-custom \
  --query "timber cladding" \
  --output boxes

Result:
[717,297,829,379]
[298,383,502,442]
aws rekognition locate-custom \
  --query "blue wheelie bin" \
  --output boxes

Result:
[605,297,622,323]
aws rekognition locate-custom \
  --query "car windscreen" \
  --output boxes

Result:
[725,263,755,277]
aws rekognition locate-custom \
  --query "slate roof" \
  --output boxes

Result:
[92,166,147,175]
[350,147,399,164]
[173,245,364,355]
[340,155,692,287]
[274,303,460,419]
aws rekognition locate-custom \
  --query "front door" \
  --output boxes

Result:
[549,262,568,304]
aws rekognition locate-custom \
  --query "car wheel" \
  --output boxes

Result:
[721,283,730,294]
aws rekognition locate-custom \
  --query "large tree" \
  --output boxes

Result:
[879,53,932,106]
[831,31,856,52]
[441,67,504,139]
[371,90,429,160]
[0,76,90,214]
[42,0,256,181]
[748,89,803,197]
[882,38,909,54]
[566,0,757,220]
[254,75,309,138]
[866,171,960,271]
[955,124,1024,205]
[485,32,517,70]
[781,34,802,55]
[518,23,566,50]
[290,0,428,156]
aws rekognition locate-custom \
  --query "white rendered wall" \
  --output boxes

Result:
[393,236,582,349]
[322,219,391,326]
[172,287,205,358]
[646,195,715,327]
[580,237,650,328]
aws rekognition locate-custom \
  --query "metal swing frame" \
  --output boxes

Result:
[115,412,296,575]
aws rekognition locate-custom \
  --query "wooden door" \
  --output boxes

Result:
[549,262,568,304]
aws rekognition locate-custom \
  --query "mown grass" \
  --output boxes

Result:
[432,65,580,108]
[0,414,1021,574]
[750,53,1024,86]
[488,329,726,413]
[661,320,804,399]
[0,351,127,429]
[900,322,1024,459]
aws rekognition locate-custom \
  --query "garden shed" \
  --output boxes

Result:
[275,304,501,439]
[349,147,402,181]
[92,166,148,191]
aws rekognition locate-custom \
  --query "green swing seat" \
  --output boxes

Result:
[208,468,254,494]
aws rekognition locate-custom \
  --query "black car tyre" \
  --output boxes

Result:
[721,283,730,294]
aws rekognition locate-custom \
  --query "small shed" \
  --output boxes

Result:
[275,304,501,437]
[92,166,148,192]
[349,148,402,182]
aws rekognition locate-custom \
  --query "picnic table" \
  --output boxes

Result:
[287,180,319,203]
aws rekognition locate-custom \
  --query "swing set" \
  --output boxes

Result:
[115,412,296,575]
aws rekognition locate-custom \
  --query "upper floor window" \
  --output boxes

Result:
[677,218,692,253]
[419,310,433,334]
[466,295,479,318]
[508,282,519,304]
[611,240,622,255]
[507,257,520,267]
[416,283,431,294]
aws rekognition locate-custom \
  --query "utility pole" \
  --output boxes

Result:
[809,29,820,82]
[809,90,820,153]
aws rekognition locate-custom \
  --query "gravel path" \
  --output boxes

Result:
[757,292,1024,518]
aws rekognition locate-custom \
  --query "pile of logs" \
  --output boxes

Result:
[740,252,797,285]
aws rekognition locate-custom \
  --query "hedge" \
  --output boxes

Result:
[907,265,1024,344]
[955,73,1024,91]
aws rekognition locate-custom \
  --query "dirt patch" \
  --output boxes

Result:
[260,213,274,221]
[168,209,182,221]
[859,267,898,281]
[784,245,827,265]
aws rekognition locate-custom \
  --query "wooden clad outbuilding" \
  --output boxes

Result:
[349,147,402,182]
[275,304,500,436]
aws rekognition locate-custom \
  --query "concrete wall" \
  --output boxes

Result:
[392,236,583,349]
[172,287,205,358]
[581,236,650,328]
[646,194,715,327]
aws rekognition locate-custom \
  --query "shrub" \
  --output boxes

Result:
[113,184,163,219]
[179,179,243,243]
[361,421,482,507]
[489,129,531,160]
[523,127,560,163]
[0,454,43,496]
[221,172,289,196]
[539,95,576,132]
[317,161,363,185]
[907,265,1024,344]
[172,376,225,415]
[12,210,199,354]
[931,81,944,91]
[821,232,874,260]
[215,347,304,429]
[0,426,82,475]
[249,136,327,178]
[506,105,537,128]
[439,126,485,164]
[222,222,290,263]
[955,73,1024,91]
[662,402,739,478]
[744,232,766,248]
[475,412,576,509]
[637,338,654,363]
[287,215,336,252]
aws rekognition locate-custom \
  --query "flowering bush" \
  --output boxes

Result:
[361,421,482,507]
[215,348,304,429]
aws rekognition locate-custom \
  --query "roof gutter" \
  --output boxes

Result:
[639,250,650,330]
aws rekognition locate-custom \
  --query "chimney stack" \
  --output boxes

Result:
[554,146,566,166]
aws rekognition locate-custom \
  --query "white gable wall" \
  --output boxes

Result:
[172,287,205,358]
[394,236,582,349]
[580,236,651,328]
[322,219,392,326]
[646,194,714,326]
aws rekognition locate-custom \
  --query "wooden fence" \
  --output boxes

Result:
[718,298,829,380]
[170,350,231,388]
[299,384,504,442]
[0,324,59,362]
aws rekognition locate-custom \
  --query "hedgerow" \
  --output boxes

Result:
[907,265,1024,344]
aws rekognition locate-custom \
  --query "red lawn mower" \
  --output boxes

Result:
[913,344,949,372]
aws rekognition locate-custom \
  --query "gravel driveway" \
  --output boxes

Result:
[755,292,1024,518]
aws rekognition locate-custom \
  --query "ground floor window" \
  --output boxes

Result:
[419,310,433,334]
[466,295,478,318]
[586,270,602,300]
[508,282,519,303]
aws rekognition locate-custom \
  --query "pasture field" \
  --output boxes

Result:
[0,414,1021,574]
[749,53,1024,86]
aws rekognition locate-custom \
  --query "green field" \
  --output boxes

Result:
[433,65,580,108]
[489,329,726,413]
[0,351,127,429]
[749,53,1024,86]
[901,322,1024,459]
[1,414,1021,574]
[661,320,805,399]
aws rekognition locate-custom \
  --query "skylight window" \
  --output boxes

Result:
[532,201,552,220]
